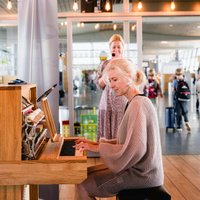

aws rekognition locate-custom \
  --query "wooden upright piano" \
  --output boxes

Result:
[0,84,87,200]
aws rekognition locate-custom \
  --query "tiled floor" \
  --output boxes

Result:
[157,95,200,155]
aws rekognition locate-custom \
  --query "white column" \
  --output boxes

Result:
[67,19,75,135]
[123,21,130,58]
[136,17,143,69]
[123,0,129,13]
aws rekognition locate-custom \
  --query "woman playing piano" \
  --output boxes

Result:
[74,58,164,200]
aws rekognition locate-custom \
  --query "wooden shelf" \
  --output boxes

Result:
[0,159,87,185]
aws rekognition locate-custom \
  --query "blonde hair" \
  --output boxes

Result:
[109,34,124,47]
[147,68,160,83]
[148,68,156,77]
[107,58,146,86]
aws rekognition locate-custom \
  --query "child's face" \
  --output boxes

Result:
[148,75,154,80]
[176,74,183,80]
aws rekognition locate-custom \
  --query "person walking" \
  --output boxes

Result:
[144,68,163,107]
[173,68,191,132]
[196,74,200,112]
[195,67,200,112]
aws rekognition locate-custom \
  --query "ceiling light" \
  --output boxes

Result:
[77,22,81,28]
[73,0,78,12]
[95,24,100,30]
[105,0,111,12]
[80,22,84,27]
[170,0,175,10]
[131,25,136,31]
[161,41,168,44]
[138,1,143,11]
[113,24,117,30]
[77,22,84,28]
[7,0,12,10]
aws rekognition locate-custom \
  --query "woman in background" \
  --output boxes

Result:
[95,34,127,141]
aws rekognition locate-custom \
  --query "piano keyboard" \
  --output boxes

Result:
[60,139,83,157]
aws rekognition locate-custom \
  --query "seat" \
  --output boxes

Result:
[116,185,171,200]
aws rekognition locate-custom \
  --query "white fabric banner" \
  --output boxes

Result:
[18,0,59,129]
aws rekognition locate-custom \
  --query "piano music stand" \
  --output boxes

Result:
[40,97,60,142]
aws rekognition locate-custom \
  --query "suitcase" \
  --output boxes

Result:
[165,107,175,132]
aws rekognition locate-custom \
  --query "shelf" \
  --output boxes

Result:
[0,159,87,185]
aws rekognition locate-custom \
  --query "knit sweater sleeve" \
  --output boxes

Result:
[99,98,148,173]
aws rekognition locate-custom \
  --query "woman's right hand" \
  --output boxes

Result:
[75,138,98,145]
[75,138,99,152]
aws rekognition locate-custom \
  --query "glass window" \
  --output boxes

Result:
[59,18,138,138]
[0,24,18,78]
[0,1,17,80]
[143,16,200,74]
[142,16,200,96]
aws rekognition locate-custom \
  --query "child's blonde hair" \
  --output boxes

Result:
[175,68,184,75]
[147,68,156,77]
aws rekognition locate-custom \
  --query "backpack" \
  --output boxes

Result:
[146,80,158,99]
[176,80,191,101]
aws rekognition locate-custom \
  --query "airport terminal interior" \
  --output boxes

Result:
[0,1,200,200]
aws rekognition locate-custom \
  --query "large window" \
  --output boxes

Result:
[142,16,200,74]
[0,25,17,78]
[0,0,17,79]
[58,17,140,138]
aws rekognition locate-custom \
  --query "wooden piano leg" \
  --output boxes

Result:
[29,185,39,200]
[0,186,22,200]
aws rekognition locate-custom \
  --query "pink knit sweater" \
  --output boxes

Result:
[99,95,164,188]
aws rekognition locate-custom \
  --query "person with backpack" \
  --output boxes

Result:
[196,73,200,112]
[194,66,200,112]
[173,68,191,132]
[144,68,163,107]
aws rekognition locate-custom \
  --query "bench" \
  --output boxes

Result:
[116,185,171,200]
